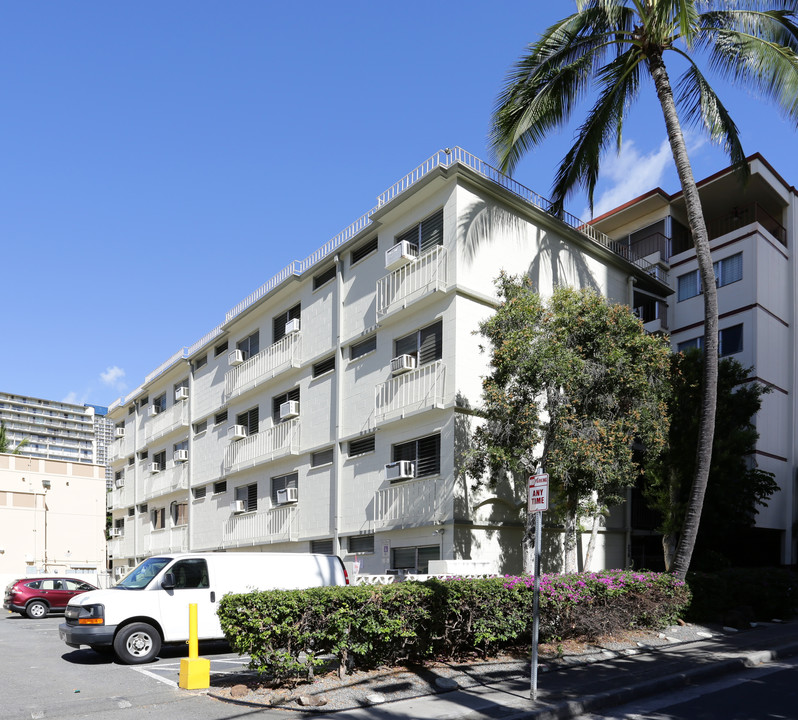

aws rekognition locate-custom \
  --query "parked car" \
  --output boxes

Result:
[4,577,97,619]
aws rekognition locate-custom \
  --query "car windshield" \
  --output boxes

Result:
[114,557,172,590]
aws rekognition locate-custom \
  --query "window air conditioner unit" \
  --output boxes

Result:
[175,387,189,401]
[385,460,415,481]
[148,404,158,417]
[390,354,417,375]
[385,240,419,270]
[276,486,298,504]
[279,400,300,420]
[115,427,125,438]
[284,318,301,335]
[114,565,131,578]
[229,424,248,440]
[114,477,125,489]
[231,500,247,514]
[111,528,123,537]
[228,349,244,366]
[173,449,188,463]
[149,462,161,474]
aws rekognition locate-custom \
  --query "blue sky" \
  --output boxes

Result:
[2,2,796,408]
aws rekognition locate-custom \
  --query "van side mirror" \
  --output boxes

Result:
[161,572,176,590]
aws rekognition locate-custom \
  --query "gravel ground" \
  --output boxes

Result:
[206,621,719,711]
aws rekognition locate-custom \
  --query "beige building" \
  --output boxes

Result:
[0,453,107,587]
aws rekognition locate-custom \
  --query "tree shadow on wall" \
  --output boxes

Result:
[458,200,600,292]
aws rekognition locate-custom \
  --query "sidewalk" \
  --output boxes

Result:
[205,619,798,719]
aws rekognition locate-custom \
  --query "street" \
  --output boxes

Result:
[576,654,798,719]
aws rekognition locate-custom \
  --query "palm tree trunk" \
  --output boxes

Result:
[647,50,718,580]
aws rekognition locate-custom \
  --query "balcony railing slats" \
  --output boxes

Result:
[224,334,301,400]
[223,419,300,474]
[374,476,446,528]
[376,246,448,320]
[144,402,189,444]
[375,361,446,422]
[222,505,298,546]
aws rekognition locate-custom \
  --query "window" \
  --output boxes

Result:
[716,253,743,288]
[351,237,378,265]
[170,558,209,589]
[271,472,298,504]
[274,303,301,343]
[677,271,701,301]
[235,483,258,512]
[311,448,334,467]
[395,208,443,253]
[677,337,703,353]
[114,470,124,482]
[152,394,166,415]
[350,336,376,360]
[272,389,299,423]
[172,501,188,526]
[213,480,227,494]
[237,331,260,361]
[214,341,228,357]
[139,396,149,408]
[313,265,336,290]
[128,457,135,466]
[194,354,208,370]
[152,507,166,530]
[313,355,335,377]
[720,324,744,356]
[214,410,228,426]
[127,507,135,517]
[311,539,334,555]
[174,379,189,394]
[392,434,441,478]
[349,535,374,554]
[152,450,166,471]
[349,435,375,457]
[193,419,208,434]
[392,545,440,573]
[138,503,148,514]
[394,320,442,366]
[138,450,149,461]
[173,439,188,456]
[128,405,135,415]
[113,518,125,535]
[193,486,207,500]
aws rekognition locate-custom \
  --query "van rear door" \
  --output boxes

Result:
[157,558,222,641]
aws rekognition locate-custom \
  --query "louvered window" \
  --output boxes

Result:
[349,535,374,553]
[392,434,440,478]
[215,410,228,425]
[351,237,378,265]
[313,355,335,377]
[237,331,260,361]
[311,448,334,467]
[395,208,443,253]
[311,539,334,555]
[349,435,375,456]
[236,407,259,435]
[716,253,742,287]
[215,341,228,356]
[350,336,376,359]
[235,482,258,512]
[193,486,207,500]
[313,265,336,290]
[394,320,442,366]
[271,472,298,504]
[213,480,227,494]
[273,303,301,342]
[272,388,299,423]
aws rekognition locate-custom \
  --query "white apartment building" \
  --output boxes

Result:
[593,154,798,567]
[105,148,674,578]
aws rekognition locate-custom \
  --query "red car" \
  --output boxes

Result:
[4,577,97,619]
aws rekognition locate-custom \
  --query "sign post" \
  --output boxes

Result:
[528,471,549,701]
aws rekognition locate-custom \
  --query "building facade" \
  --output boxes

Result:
[105,148,670,578]
[592,154,798,567]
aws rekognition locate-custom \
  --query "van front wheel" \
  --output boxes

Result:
[114,622,161,664]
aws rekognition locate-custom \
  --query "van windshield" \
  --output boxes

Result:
[114,557,172,590]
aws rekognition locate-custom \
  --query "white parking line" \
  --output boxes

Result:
[131,666,178,687]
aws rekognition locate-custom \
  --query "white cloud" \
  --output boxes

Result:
[62,391,81,404]
[587,139,673,218]
[100,366,127,388]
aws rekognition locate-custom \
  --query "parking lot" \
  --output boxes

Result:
[1,611,253,720]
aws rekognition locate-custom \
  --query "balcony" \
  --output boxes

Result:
[374,476,448,529]
[707,203,786,246]
[221,504,298,547]
[142,463,188,501]
[634,299,669,334]
[107,534,135,559]
[376,246,448,321]
[109,483,134,509]
[375,361,446,423]
[144,402,189,444]
[223,419,300,474]
[109,435,134,463]
[224,333,301,401]
[147,526,189,554]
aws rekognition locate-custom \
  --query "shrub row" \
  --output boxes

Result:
[217,570,689,680]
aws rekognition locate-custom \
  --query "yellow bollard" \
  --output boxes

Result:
[179,603,210,690]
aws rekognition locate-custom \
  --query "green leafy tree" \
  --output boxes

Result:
[0,422,29,455]
[490,0,798,579]
[645,349,778,570]
[467,275,671,572]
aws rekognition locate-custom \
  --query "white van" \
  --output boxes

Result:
[58,552,348,664]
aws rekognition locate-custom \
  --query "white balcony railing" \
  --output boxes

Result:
[142,463,188,501]
[224,334,301,401]
[376,246,448,320]
[107,534,135,559]
[109,483,135,509]
[223,419,300,474]
[375,361,446,423]
[109,435,134,462]
[147,526,189,555]
[144,402,189,444]
[221,504,298,547]
[374,476,447,529]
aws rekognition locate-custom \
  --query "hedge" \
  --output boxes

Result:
[217,570,689,680]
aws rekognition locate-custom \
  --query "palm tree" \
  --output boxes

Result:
[491,1,798,579]
[0,421,29,454]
